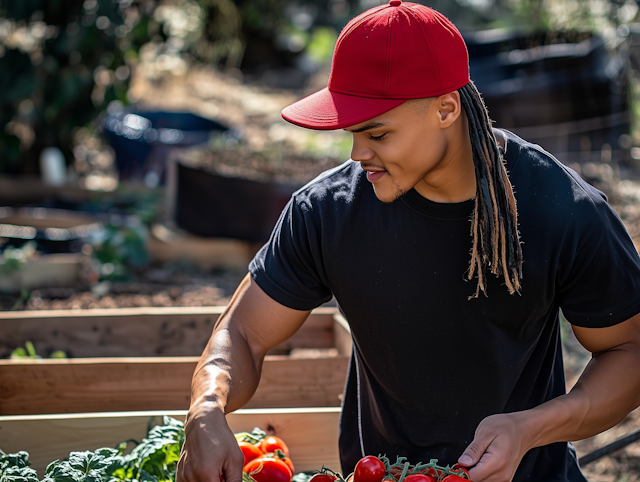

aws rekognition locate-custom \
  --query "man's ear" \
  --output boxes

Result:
[436,91,462,127]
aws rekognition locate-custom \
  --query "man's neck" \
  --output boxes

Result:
[413,114,477,203]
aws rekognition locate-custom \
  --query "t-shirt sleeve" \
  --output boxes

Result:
[557,194,640,328]
[249,196,333,311]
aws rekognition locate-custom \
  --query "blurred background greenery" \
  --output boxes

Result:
[2,0,640,176]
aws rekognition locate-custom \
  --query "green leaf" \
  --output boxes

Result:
[0,466,39,482]
[24,342,37,359]
[68,452,106,474]
[0,452,30,469]
[80,470,103,482]
[45,461,83,482]
[45,461,61,476]
[139,469,159,482]
[161,417,184,432]
[162,443,181,467]
[9,348,27,360]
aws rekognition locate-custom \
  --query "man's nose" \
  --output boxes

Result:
[350,137,374,162]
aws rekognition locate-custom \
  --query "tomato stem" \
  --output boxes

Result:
[396,462,410,482]
[376,455,469,482]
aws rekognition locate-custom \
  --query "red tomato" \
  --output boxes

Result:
[404,475,437,482]
[238,441,264,466]
[354,456,385,482]
[244,458,292,482]
[260,436,290,457]
[310,475,337,482]
[255,453,295,475]
[450,465,470,479]
[426,468,442,480]
[441,476,470,482]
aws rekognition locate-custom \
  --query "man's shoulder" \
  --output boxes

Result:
[292,160,367,210]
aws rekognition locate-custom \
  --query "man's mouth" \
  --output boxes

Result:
[362,165,386,183]
[366,170,386,182]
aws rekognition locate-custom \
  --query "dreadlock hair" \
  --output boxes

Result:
[458,80,523,298]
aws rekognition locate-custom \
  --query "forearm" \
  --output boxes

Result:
[522,342,640,449]
[190,317,264,414]
[187,274,310,416]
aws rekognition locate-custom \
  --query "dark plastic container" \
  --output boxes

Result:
[175,163,299,242]
[466,31,629,164]
[102,110,231,185]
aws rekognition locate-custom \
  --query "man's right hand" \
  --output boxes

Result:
[177,403,244,482]
[175,274,312,482]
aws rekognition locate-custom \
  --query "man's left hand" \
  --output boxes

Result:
[457,412,531,482]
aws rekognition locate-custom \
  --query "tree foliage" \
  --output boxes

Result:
[0,0,159,174]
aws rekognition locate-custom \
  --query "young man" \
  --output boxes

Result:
[177,2,640,482]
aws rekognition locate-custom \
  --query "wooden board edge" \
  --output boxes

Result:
[0,306,337,321]
[0,407,341,422]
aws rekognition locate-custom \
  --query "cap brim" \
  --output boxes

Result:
[281,88,406,131]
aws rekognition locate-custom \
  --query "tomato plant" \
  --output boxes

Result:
[354,456,385,482]
[260,436,290,456]
[238,441,264,466]
[244,458,292,482]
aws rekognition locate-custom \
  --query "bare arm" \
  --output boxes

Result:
[177,274,312,482]
[459,312,640,482]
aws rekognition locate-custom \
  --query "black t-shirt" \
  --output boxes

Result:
[249,130,640,482]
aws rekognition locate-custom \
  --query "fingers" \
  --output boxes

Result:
[176,449,194,482]
[458,428,500,481]
[222,448,245,482]
[458,433,495,468]
[177,421,244,482]
[458,414,525,482]
[178,451,240,482]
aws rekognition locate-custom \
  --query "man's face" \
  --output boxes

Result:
[344,96,462,203]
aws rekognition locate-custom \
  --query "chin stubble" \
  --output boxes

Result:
[380,178,408,204]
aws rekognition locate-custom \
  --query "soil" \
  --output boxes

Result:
[0,267,246,311]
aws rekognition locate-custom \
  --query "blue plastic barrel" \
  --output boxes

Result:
[101,109,231,185]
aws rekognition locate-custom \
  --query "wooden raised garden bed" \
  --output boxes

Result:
[0,407,342,476]
[0,307,351,415]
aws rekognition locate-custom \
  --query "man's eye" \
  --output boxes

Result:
[369,133,386,141]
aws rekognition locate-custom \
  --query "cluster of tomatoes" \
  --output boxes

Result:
[237,430,471,482]
[309,456,471,482]
[237,429,294,482]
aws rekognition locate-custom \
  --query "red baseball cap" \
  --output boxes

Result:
[281,0,470,130]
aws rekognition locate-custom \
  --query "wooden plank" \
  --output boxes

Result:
[0,254,82,293]
[0,408,342,477]
[0,307,337,358]
[332,313,352,356]
[0,355,349,415]
[146,223,259,270]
